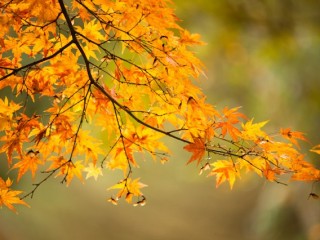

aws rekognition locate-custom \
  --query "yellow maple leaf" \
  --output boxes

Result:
[107,153,128,173]
[75,20,104,42]
[50,158,84,186]
[108,178,147,203]
[0,188,29,213]
[239,157,265,177]
[240,119,268,141]
[61,161,84,186]
[208,159,240,189]
[83,163,103,181]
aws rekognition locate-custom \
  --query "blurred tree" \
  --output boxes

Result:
[174,1,320,239]
[175,0,320,137]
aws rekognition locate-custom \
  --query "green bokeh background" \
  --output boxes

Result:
[1,1,320,239]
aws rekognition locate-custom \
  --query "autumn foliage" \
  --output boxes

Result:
[0,0,319,212]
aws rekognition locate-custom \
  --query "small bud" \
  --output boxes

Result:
[53,95,61,104]
[160,157,169,164]
[135,196,146,206]
[108,197,118,205]
[138,199,146,206]
[199,162,210,175]
[26,150,39,158]
[125,192,133,202]
[308,192,319,200]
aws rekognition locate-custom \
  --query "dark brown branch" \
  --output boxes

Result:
[57,0,269,170]
[0,40,74,81]
[21,160,70,199]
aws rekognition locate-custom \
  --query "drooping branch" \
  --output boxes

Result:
[0,0,319,212]
[0,40,74,81]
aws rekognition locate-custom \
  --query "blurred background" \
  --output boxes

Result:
[1,0,320,239]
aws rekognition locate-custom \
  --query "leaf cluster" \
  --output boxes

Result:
[0,0,319,212]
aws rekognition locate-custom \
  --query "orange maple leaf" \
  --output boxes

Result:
[208,160,240,189]
[184,137,206,165]
[310,144,320,155]
[262,162,276,181]
[46,157,84,186]
[291,163,320,181]
[179,30,205,46]
[56,161,84,186]
[0,131,25,166]
[280,128,308,148]
[0,177,12,190]
[0,97,21,131]
[11,150,43,181]
[0,178,29,213]
[216,107,247,141]
[262,162,285,181]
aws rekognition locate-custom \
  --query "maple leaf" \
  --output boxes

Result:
[108,178,147,203]
[56,161,85,186]
[0,189,29,213]
[0,131,26,166]
[239,157,265,177]
[262,162,276,181]
[310,144,320,155]
[75,19,104,42]
[208,160,240,189]
[280,128,308,148]
[0,177,13,190]
[216,107,247,141]
[262,162,286,182]
[47,157,84,186]
[74,130,104,165]
[107,148,131,173]
[291,164,320,181]
[0,97,21,131]
[1,0,320,211]
[83,163,103,181]
[179,30,205,46]
[11,150,43,181]
[240,119,268,141]
[115,146,136,167]
[184,137,206,165]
